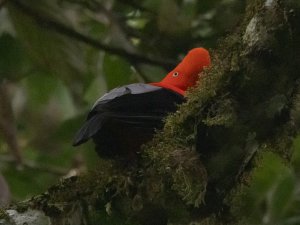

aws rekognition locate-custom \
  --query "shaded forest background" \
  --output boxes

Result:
[1,0,300,224]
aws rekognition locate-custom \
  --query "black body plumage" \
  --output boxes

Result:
[73,83,184,158]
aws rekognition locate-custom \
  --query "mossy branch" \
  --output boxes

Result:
[1,0,300,225]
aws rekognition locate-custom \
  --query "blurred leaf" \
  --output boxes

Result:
[0,33,26,80]
[138,64,167,82]
[103,54,134,90]
[127,17,149,30]
[158,0,190,35]
[8,1,86,82]
[197,0,220,13]
[236,151,300,225]
[143,0,161,11]
[55,116,86,143]
[181,0,198,19]
[3,163,57,200]
[266,173,295,224]
[83,19,107,38]
[84,75,107,106]
[250,153,289,197]
[283,217,300,225]
[0,9,15,35]
[52,80,77,120]
[292,136,300,173]
[34,146,73,168]
[22,71,75,120]
[22,72,58,107]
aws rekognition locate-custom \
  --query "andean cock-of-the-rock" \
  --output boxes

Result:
[73,48,211,159]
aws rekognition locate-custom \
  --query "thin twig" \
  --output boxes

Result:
[61,0,150,41]
[10,0,176,69]
[60,0,155,82]
[0,155,68,176]
[87,1,152,82]
[0,81,23,167]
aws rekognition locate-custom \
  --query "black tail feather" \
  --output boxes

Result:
[72,114,104,146]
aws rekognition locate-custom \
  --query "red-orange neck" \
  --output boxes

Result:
[150,82,185,95]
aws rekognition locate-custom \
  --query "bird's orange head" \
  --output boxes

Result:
[152,48,211,95]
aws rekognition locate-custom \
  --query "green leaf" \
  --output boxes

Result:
[52,81,77,120]
[266,173,295,223]
[283,216,300,225]
[237,152,297,224]
[197,0,220,13]
[143,0,161,11]
[0,9,15,35]
[157,0,190,35]
[250,153,289,198]
[127,17,149,30]
[0,33,26,79]
[103,54,134,90]
[3,162,58,200]
[8,1,86,81]
[84,75,107,106]
[22,71,58,106]
[131,64,166,83]
[291,136,300,173]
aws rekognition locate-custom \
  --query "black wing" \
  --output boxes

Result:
[73,83,183,146]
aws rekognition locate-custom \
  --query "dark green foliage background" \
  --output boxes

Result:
[0,0,299,224]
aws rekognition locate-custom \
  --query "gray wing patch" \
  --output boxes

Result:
[92,83,161,108]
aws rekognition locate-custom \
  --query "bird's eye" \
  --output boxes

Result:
[172,72,179,77]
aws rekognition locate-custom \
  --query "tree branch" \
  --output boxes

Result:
[60,0,153,82]
[10,0,176,69]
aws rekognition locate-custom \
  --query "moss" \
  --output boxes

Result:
[15,201,30,213]
[141,29,242,207]
[141,0,300,222]
[243,0,265,25]
[0,208,10,221]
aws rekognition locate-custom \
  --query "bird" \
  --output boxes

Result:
[73,48,211,160]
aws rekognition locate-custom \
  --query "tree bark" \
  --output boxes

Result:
[1,0,300,224]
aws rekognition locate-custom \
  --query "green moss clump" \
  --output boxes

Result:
[0,208,10,221]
